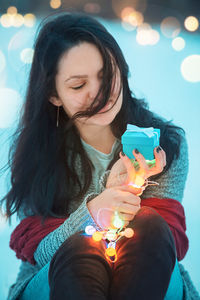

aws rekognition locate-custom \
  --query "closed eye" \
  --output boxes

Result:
[71,83,85,90]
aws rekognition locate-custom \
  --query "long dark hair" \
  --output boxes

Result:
[1,12,185,220]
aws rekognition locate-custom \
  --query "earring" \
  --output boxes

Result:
[56,106,60,127]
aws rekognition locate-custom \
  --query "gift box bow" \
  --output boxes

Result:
[126,124,159,142]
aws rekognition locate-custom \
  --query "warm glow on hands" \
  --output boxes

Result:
[119,147,166,190]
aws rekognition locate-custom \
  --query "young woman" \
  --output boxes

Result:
[1,12,199,300]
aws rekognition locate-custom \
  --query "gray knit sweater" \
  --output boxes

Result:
[7,134,200,300]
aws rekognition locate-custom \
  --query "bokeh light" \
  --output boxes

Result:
[112,0,147,18]
[148,30,160,45]
[0,13,25,27]
[0,9,35,28]
[50,0,62,9]
[0,51,6,73]
[8,28,35,71]
[20,48,34,64]
[121,20,137,31]
[85,225,96,235]
[24,14,36,27]
[184,16,199,32]
[7,6,17,15]
[121,8,144,27]
[0,88,23,128]
[181,55,200,82]
[161,17,181,38]
[136,25,160,46]
[121,6,135,20]
[0,14,13,27]
[121,7,136,30]
[172,37,185,51]
[137,22,152,32]
[12,14,24,27]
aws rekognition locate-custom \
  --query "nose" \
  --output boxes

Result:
[87,79,101,103]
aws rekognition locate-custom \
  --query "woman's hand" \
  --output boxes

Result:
[87,185,141,229]
[87,146,166,229]
[106,146,166,194]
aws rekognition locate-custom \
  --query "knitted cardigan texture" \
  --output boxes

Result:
[7,134,200,300]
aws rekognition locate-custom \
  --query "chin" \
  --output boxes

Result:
[88,110,119,126]
[77,98,122,127]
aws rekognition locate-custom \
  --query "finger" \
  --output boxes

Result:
[147,147,165,177]
[115,192,141,206]
[127,184,143,196]
[132,149,149,172]
[119,152,136,178]
[113,185,142,198]
[119,206,140,221]
[117,202,141,215]
[119,213,135,221]
[160,147,166,167]
[118,173,128,184]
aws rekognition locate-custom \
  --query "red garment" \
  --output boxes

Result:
[10,216,67,264]
[10,198,188,265]
[141,198,189,261]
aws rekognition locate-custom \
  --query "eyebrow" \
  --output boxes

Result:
[65,68,103,82]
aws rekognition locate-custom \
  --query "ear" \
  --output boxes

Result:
[49,96,62,107]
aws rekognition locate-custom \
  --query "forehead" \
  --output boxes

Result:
[57,42,103,76]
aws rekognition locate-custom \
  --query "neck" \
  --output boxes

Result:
[76,123,116,154]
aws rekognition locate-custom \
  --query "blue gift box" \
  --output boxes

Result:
[121,124,160,160]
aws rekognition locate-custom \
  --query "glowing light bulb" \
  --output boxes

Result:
[105,247,116,257]
[85,225,96,235]
[124,228,134,238]
[113,212,124,228]
[92,231,103,242]
[134,176,145,187]
[105,230,117,241]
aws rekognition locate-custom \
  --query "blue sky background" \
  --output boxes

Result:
[0,16,200,299]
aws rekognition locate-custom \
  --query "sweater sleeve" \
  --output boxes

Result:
[142,132,189,202]
[34,193,100,268]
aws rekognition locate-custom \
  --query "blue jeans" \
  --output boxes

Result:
[20,207,184,300]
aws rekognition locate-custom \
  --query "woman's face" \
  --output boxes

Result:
[50,42,123,127]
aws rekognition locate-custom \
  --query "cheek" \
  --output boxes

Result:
[62,94,85,116]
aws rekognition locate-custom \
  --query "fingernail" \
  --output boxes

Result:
[121,151,125,156]
[156,146,162,153]
[134,149,139,154]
